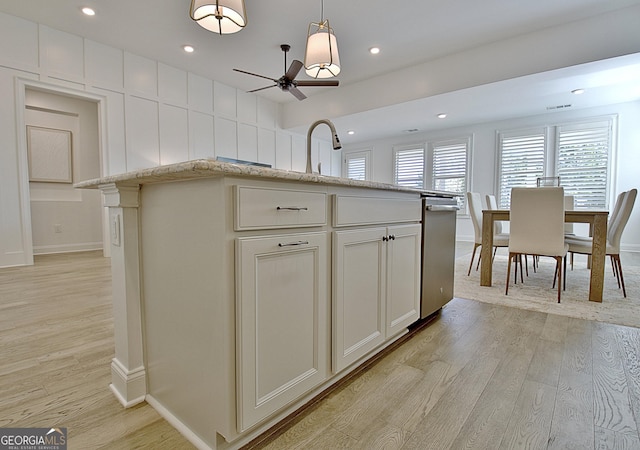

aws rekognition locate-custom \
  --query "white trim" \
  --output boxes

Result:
[145,396,214,450]
[110,358,147,408]
[14,77,110,262]
[33,242,103,255]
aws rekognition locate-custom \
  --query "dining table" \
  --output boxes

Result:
[480,209,609,302]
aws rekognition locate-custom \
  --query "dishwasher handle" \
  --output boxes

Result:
[426,204,460,212]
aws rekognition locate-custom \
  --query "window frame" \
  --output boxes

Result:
[393,143,426,189]
[343,149,372,181]
[496,117,615,210]
[426,136,472,214]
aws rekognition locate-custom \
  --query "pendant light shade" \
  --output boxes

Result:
[190,0,247,35]
[304,19,340,79]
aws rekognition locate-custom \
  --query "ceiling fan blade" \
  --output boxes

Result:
[296,80,340,87]
[284,60,303,81]
[288,86,307,101]
[233,68,278,82]
[247,84,277,93]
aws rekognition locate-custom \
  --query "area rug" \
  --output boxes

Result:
[454,253,640,329]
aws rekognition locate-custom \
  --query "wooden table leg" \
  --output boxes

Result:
[588,214,607,302]
[480,212,494,287]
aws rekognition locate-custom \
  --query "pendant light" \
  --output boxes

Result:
[304,1,340,79]
[190,0,247,35]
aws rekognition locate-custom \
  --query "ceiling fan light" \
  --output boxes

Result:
[190,0,247,35]
[304,21,340,79]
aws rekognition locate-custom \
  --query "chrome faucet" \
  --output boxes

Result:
[306,119,342,173]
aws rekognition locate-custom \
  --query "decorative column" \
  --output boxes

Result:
[100,182,146,407]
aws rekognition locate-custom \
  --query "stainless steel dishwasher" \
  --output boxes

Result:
[420,194,459,318]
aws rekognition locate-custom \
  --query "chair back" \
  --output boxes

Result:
[564,195,574,234]
[467,192,485,244]
[608,190,626,228]
[485,194,503,234]
[509,187,566,256]
[607,189,637,251]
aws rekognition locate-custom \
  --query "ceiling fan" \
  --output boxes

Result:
[233,44,339,101]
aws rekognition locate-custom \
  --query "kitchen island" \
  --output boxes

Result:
[76,160,433,450]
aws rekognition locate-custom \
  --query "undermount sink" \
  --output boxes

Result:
[215,156,272,168]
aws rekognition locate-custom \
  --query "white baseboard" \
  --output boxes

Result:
[110,358,146,408]
[33,241,103,255]
[146,395,215,450]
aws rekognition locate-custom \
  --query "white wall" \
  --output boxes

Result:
[0,12,339,268]
[343,101,640,252]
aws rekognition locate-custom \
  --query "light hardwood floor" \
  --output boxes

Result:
[1,250,639,449]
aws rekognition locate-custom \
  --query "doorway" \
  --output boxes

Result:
[16,80,108,263]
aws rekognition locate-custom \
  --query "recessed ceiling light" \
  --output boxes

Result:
[82,7,95,16]
[183,45,195,53]
[437,113,447,119]
[571,88,585,95]
[369,47,380,55]
[347,130,355,135]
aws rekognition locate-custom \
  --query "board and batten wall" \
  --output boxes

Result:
[0,11,340,268]
[343,100,640,252]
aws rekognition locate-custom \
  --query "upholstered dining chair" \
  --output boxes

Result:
[506,187,568,303]
[467,192,509,276]
[564,195,575,235]
[565,188,637,297]
[568,190,625,270]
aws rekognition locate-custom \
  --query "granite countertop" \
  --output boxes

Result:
[74,159,451,196]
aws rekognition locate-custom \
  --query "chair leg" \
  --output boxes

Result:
[552,258,558,288]
[519,254,524,283]
[570,252,574,270]
[613,254,627,298]
[467,243,479,276]
[563,254,567,291]
[610,255,621,288]
[506,252,513,295]
[555,256,562,303]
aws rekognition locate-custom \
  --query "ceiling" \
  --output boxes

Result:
[2,0,640,144]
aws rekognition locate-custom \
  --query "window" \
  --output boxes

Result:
[393,146,424,188]
[497,129,546,208]
[498,118,613,209]
[344,150,371,180]
[556,121,611,209]
[429,138,470,212]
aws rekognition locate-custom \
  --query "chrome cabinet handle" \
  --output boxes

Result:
[278,241,309,247]
[276,206,308,211]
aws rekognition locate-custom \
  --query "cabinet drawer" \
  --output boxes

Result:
[234,186,327,230]
[333,195,421,227]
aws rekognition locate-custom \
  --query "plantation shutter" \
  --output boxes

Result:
[394,147,424,188]
[432,141,468,211]
[498,131,545,208]
[556,121,610,209]
[346,155,366,180]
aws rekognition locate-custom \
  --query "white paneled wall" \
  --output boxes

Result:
[0,11,339,268]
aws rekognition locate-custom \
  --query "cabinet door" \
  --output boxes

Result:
[236,232,329,432]
[386,224,421,337]
[333,228,386,373]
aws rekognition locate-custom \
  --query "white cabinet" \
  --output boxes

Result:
[385,224,421,337]
[235,231,329,432]
[332,223,421,373]
[333,227,387,373]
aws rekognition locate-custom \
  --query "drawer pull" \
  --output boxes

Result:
[277,206,308,211]
[278,241,309,247]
